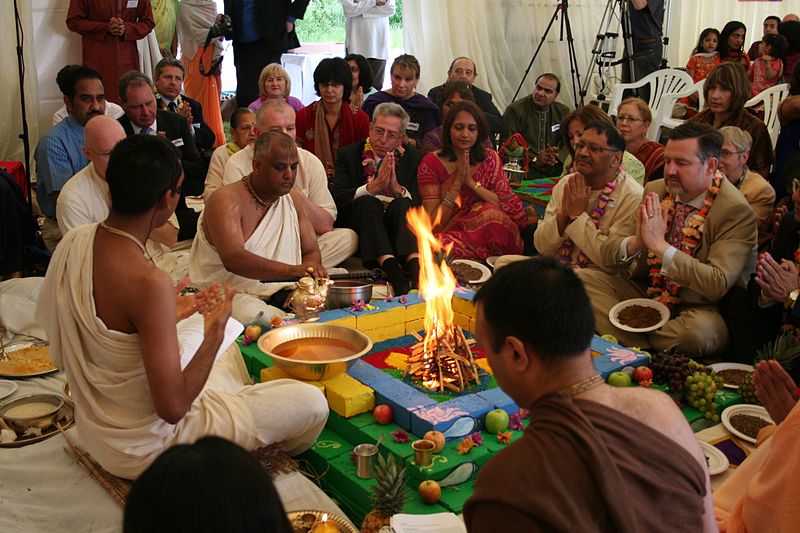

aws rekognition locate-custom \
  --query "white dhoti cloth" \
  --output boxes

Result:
[35,224,328,479]
[189,194,302,323]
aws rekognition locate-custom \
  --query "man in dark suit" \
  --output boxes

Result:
[224,0,311,107]
[427,57,504,141]
[153,58,217,153]
[118,71,208,239]
[332,102,425,295]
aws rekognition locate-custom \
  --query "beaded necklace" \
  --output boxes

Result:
[646,176,722,311]
[558,175,618,268]
[242,174,276,211]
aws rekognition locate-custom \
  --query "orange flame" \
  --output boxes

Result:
[406,208,456,363]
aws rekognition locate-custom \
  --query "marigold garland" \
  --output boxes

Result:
[362,138,377,181]
[646,176,722,311]
[559,177,618,268]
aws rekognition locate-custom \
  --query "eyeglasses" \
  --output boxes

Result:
[616,115,645,123]
[319,81,343,88]
[720,149,745,158]
[574,141,620,154]
[372,126,402,141]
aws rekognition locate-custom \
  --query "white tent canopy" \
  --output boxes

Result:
[2,0,797,167]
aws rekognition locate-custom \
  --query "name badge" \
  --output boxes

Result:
[172,138,185,147]
[191,123,200,130]
[406,122,420,132]
[551,123,560,133]
[126,0,138,8]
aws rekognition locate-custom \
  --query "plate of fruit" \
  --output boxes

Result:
[721,404,774,444]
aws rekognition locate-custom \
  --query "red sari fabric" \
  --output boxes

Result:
[296,101,370,172]
[418,150,526,260]
[66,0,155,105]
[635,140,665,184]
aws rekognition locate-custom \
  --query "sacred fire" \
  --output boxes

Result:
[404,208,480,393]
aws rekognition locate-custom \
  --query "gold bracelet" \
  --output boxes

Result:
[473,182,483,191]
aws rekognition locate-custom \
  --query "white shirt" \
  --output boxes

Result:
[341,0,396,59]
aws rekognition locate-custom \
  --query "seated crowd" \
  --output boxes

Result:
[8,12,800,530]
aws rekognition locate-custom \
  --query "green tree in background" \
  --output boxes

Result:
[296,0,403,48]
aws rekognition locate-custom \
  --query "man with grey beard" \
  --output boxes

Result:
[577,122,757,357]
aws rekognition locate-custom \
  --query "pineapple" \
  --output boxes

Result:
[361,453,409,533]
[744,331,800,404]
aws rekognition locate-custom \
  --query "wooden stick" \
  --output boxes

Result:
[410,331,423,342]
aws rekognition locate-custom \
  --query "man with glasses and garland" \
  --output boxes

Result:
[495,121,642,272]
[578,122,757,357]
[56,115,186,282]
[331,102,426,294]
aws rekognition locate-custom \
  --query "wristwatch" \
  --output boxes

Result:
[785,288,800,310]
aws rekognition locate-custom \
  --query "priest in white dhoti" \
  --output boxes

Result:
[191,131,331,323]
[57,115,188,281]
[36,134,327,479]
[221,99,358,269]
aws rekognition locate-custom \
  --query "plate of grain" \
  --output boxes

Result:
[451,259,491,285]
[609,298,670,333]
[709,362,754,390]
[721,404,774,444]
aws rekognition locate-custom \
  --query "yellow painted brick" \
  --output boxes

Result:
[259,367,326,394]
[453,312,470,329]
[355,306,406,331]
[452,295,476,317]
[322,373,375,418]
[363,323,406,343]
[468,317,475,333]
[326,316,357,328]
[405,318,426,335]
[405,302,426,322]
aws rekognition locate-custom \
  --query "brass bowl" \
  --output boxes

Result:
[0,393,64,434]
[257,323,373,381]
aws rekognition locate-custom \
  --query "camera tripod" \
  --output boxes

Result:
[511,0,583,108]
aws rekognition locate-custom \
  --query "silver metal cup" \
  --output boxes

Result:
[354,443,379,478]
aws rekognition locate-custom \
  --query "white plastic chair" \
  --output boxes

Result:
[608,68,695,142]
[658,78,706,136]
[744,83,790,147]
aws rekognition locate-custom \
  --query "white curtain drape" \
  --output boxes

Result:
[404,0,798,111]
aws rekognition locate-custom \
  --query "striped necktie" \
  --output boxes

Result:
[140,126,152,136]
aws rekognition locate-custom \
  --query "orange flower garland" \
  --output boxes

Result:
[558,176,618,268]
[646,176,722,311]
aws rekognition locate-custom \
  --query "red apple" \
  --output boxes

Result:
[423,430,446,452]
[373,404,393,425]
[633,366,653,385]
[243,324,262,345]
[418,480,441,504]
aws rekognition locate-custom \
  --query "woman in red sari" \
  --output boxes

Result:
[418,101,527,260]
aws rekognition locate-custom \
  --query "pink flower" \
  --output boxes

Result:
[391,430,411,443]
[470,432,484,446]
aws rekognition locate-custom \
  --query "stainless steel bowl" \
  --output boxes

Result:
[326,279,372,309]
[0,393,64,434]
[257,323,373,381]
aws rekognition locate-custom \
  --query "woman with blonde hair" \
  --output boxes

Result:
[248,63,304,113]
[615,97,664,184]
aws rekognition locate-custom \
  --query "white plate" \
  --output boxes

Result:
[451,259,492,285]
[0,380,18,402]
[709,362,754,390]
[721,404,774,444]
[699,441,729,476]
[486,256,500,268]
[608,298,670,333]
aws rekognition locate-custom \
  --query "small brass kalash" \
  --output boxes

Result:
[289,275,332,322]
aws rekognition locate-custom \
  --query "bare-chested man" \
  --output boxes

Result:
[36,134,327,478]
[220,99,358,269]
[190,131,328,322]
[464,257,715,532]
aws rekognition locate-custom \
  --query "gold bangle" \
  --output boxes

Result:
[473,182,483,191]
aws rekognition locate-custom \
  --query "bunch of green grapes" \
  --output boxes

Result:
[684,371,720,421]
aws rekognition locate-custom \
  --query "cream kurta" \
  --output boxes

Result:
[34,223,327,478]
[203,142,238,200]
[56,162,187,281]
[222,144,358,268]
[534,170,643,272]
[341,0,395,60]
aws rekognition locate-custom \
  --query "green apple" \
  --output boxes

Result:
[485,409,510,434]
[607,371,632,387]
